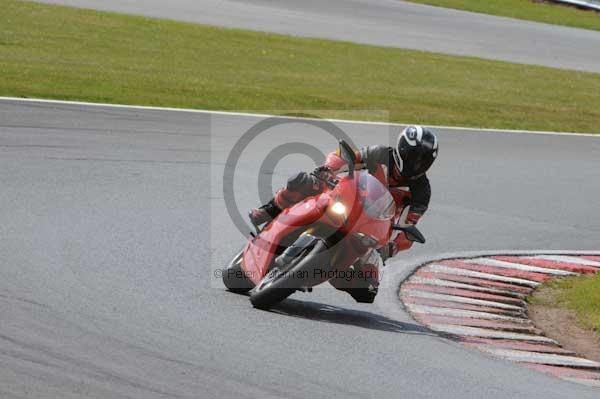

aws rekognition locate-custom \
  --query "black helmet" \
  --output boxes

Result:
[393,125,438,178]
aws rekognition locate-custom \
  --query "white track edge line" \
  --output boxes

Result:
[0,96,598,137]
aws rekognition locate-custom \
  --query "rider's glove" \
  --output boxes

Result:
[314,165,332,175]
[406,212,421,225]
[406,205,426,225]
[313,165,334,181]
[381,231,417,262]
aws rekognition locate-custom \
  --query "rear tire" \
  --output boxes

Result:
[222,250,254,294]
[346,287,377,303]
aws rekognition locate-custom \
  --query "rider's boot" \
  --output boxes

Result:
[249,172,321,226]
[249,199,282,226]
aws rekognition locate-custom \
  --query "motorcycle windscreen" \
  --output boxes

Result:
[357,171,395,220]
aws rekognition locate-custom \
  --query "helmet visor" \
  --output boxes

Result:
[400,149,433,177]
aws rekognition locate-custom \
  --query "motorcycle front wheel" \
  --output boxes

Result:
[222,250,255,294]
[249,240,330,310]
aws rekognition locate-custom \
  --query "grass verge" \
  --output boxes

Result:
[1,0,600,132]
[530,274,600,334]
[406,0,600,32]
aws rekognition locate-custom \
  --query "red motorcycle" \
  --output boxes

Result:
[223,140,425,309]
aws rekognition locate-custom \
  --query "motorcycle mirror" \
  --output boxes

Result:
[338,139,356,178]
[392,224,426,244]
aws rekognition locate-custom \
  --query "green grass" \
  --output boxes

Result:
[406,0,600,32]
[1,0,600,132]
[532,274,600,334]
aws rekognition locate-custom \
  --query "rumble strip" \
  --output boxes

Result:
[400,254,600,387]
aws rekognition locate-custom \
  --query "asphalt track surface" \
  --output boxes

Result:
[36,0,600,73]
[1,98,600,398]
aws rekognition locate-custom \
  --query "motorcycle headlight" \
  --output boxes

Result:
[331,201,347,215]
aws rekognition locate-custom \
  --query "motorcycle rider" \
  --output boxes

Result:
[249,125,438,303]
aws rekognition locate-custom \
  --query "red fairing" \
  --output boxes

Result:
[239,166,415,294]
[242,194,330,284]
[332,173,391,247]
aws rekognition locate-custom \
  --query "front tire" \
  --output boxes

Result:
[250,240,329,310]
[222,250,254,294]
[249,267,296,310]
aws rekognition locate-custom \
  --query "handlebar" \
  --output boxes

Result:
[310,171,338,189]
